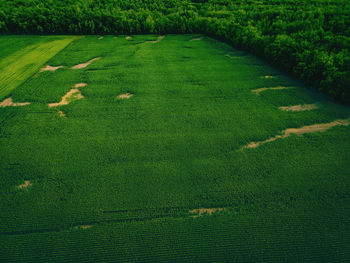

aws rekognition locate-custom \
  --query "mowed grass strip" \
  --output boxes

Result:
[0,36,77,100]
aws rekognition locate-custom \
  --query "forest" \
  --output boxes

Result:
[0,0,349,103]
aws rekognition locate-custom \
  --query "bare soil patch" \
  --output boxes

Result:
[48,89,84,107]
[74,225,92,230]
[260,75,276,79]
[0,97,30,108]
[279,104,318,112]
[40,65,64,72]
[71,57,101,69]
[252,86,293,95]
[117,93,133,99]
[74,83,87,88]
[58,110,66,117]
[241,118,350,150]
[146,35,165,43]
[189,208,225,217]
[18,180,32,189]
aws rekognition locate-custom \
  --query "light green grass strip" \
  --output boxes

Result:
[0,36,77,100]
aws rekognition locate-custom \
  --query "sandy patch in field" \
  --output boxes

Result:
[241,118,350,150]
[48,89,84,107]
[71,57,101,69]
[279,104,318,112]
[117,93,133,99]
[18,180,32,189]
[98,36,104,40]
[74,225,92,230]
[74,83,87,88]
[40,65,64,72]
[0,97,30,108]
[191,37,202,41]
[146,36,165,43]
[58,110,66,117]
[189,208,225,217]
[125,36,132,40]
[260,75,276,79]
[252,86,293,95]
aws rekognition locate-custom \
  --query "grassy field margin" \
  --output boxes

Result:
[0,36,78,100]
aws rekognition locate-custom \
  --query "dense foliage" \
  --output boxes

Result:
[0,0,349,103]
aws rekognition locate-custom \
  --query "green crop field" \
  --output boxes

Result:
[0,35,350,262]
[0,36,77,100]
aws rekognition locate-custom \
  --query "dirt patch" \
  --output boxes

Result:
[48,89,84,107]
[146,36,165,43]
[18,180,32,189]
[279,104,318,112]
[98,36,104,40]
[284,119,350,136]
[74,83,87,88]
[0,97,30,108]
[189,208,225,217]
[125,36,132,40]
[260,75,276,79]
[40,65,64,72]
[117,93,133,99]
[191,37,202,41]
[74,225,92,230]
[71,57,101,69]
[252,86,293,95]
[58,110,66,117]
[241,118,350,150]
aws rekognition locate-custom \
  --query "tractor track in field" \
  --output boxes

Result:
[0,215,183,236]
[0,206,227,236]
[102,206,191,215]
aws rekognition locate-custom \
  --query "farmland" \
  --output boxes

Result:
[0,35,350,262]
[1,0,350,103]
[0,36,77,99]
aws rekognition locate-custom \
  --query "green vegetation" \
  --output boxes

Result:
[0,0,349,103]
[1,35,350,262]
[0,36,76,99]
